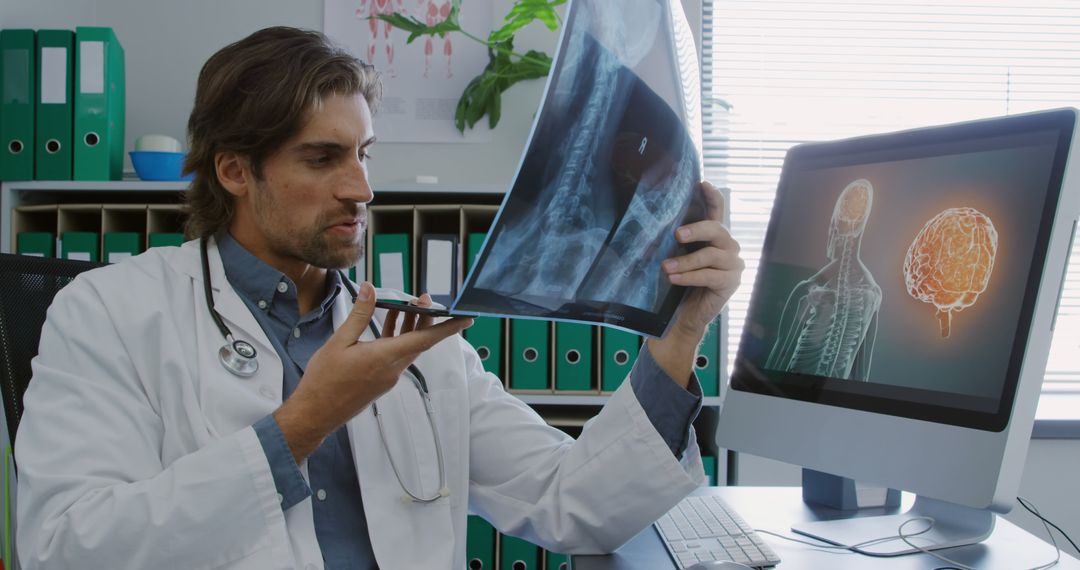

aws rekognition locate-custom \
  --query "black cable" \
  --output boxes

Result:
[1018,496,1080,555]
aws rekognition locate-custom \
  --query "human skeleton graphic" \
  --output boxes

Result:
[766,179,883,381]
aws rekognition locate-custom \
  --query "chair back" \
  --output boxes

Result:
[0,253,105,449]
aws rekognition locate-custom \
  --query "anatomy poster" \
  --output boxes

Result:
[324,0,494,142]
[452,0,705,337]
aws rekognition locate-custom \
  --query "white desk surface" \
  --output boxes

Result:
[571,486,1079,570]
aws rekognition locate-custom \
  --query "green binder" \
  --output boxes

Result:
[466,515,496,570]
[703,454,717,486]
[61,231,98,261]
[74,27,124,181]
[103,231,141,263]
[696,320,720,397]
[372,233,411,294]
[148,232,184,248]
[464,232,502,375]
[499,535,540,570]
[545,552,569,570]
[1,29,36,181]
[510,320,548,391]
[601,328,640,392]
[16,231,54,257]
[35,30,74,180]
[554,323,593,391]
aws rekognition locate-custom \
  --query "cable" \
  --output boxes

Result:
[756,496,1071,570]
[894,517,976,570]
[1019,496,1080,555]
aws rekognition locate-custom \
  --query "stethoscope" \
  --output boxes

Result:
[201,238,449,503]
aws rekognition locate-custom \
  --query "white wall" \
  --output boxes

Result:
[735,438,1080,560]
[1,0,702,188]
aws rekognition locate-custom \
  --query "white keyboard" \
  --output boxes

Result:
[655,494,781,569]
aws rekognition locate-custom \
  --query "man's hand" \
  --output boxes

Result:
[647,181,745,386]
[273,282,473,462]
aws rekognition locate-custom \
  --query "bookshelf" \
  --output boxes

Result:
[0,178,729,459]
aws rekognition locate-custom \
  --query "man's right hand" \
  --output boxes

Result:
[272,281,473,463]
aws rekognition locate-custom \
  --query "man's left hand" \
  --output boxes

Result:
[663,181,745,340]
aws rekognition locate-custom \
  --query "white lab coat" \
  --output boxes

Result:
[15,238,705,569]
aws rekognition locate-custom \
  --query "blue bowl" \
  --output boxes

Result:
[129,151,193,181]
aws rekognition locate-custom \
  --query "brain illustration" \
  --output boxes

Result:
[904,207,998,338]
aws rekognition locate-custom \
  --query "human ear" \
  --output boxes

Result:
[215,151,252,198]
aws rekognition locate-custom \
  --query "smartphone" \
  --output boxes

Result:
[375,299,457,318]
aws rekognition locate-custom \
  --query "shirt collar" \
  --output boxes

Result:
[216,232,344,318]
[217,231,286,308]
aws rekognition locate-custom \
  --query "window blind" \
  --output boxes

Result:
[701,0,1080,397]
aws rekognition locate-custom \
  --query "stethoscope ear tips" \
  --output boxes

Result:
[220,341,259,377]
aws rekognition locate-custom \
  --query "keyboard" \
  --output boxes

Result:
[655,494,782,569]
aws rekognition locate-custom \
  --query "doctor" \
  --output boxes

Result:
[15,27,745,569]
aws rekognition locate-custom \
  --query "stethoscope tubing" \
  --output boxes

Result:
[200,237,449,503]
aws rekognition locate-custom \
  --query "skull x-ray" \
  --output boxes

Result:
[452,0,705,337]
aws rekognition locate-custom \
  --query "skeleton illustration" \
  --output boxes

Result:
[766,179,883,381]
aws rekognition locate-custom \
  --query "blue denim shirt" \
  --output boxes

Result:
[219,232,703,569]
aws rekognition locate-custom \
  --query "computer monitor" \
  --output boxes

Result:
[715,107,1080,554]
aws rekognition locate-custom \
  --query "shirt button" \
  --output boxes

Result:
[293,327,301,338]
[257,299,268,310]
[316,489,327,501]
[277,282,289,294]
[277,493,284,504]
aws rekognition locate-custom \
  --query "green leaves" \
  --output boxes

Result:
[375,0,462,44]
[377,0,561,133]
[456,40,553,131]
[490,0,566,43]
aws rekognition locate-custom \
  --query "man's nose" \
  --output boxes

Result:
[339,159,374,204]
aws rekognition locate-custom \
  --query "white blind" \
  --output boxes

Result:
[702,0,1080,396]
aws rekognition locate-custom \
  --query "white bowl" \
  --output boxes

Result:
[135,134,182,153]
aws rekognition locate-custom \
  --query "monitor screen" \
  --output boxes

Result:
[731,110,1076,432]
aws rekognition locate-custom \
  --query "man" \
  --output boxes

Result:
[15,27,744,569]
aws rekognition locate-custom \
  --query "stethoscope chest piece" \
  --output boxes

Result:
[219,339,259,377]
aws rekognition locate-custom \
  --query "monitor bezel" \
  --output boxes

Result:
[730,108,1077,433]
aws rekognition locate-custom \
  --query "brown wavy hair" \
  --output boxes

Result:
[183,26,382,238]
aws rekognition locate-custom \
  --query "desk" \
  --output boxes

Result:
[572,487,1080,569]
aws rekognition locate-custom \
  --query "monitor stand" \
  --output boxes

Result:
[792,469,995,555]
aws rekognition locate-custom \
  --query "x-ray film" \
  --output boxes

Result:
[451,0,706,337]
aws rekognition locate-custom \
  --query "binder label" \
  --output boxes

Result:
[379,252,405,291]
[41,47,68,104]
[2,49,30,103]
[79,41,104,94]
[425,239,453,295]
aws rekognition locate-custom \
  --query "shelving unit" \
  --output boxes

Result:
[0,177,729,468]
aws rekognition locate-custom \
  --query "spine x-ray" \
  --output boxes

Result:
[452,0,706,337]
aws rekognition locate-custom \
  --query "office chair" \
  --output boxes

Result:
[0,253,106,452]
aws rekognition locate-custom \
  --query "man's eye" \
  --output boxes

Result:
[360,151,373,161]
[308,155,332,166]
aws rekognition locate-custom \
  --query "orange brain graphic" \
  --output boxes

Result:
[903,207,998,338]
